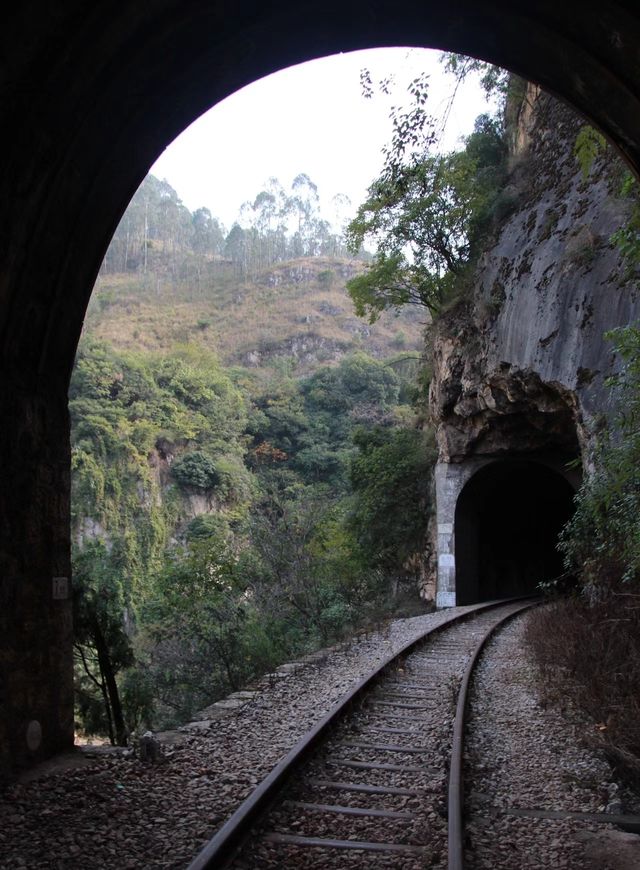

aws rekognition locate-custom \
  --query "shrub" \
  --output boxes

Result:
[559,325,640,590]
[317,269,334,288]
[213,453,254,504]
[186,513,230,542]
[349,426,436,576]
[526,597,640,785]
[171,450,220,490]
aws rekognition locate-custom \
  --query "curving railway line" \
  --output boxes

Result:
[187,598,537,870]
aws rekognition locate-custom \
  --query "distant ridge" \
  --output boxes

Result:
[85,255,425,376]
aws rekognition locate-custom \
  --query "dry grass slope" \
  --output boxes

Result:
[85,256,425,376]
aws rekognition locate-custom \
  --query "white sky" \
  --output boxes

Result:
[150,47,494,232]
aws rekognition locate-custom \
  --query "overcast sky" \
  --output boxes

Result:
[150,47,494,232]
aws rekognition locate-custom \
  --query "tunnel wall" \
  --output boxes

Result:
[0,383,74,778]
[435,460,486,607]
[2,1,640,778]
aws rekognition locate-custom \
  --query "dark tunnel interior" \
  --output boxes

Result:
[454,460,577,604]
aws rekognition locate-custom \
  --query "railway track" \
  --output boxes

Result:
[187,598,536,870]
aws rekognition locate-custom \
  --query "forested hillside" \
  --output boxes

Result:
[72,173,432,742]
[87,174,422,371]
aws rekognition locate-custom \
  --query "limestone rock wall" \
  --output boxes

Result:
[430,91,640,464]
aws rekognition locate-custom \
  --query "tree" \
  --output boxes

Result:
[290,173,321,256]
[73,542,134,745]
[142,534,261,721]
[171,450,220,490]
[246,482,359,646]
[346,114,507,320]
[348,427,436,577]
[224,222,248,276]
[192,207,225,256]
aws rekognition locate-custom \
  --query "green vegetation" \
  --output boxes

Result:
[573,125,607,180]
[345,62,511,320]
[72,58,513,741]
[573,125,640,269]
[71,332,434,737]
[559,326,640,589]
[70,340,253,736]
[527,325,640,782]
[610,173,640,269]
[349,426,436,576]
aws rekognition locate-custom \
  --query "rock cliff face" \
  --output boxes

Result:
[430,90,640,466]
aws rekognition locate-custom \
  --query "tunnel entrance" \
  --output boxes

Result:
[4,1,640,780]
[454,460,576,604]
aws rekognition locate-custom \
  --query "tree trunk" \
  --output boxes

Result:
[92,617,128,746]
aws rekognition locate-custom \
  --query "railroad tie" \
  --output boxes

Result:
[264,832,429,855]
[284,800,418,820]
[339,740,428,753]
[325,756,431,773]
[307,778,421,796]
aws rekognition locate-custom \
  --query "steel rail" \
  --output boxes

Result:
[186,596,533,869]
[447,598,539,870]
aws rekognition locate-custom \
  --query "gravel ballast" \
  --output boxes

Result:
[2,604,639,869]
[0,606,474,870]
[464,611,640,870]
[231,611,520,869]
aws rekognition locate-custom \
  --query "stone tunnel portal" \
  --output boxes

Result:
[454,460,576,604]
[4,0,640,779]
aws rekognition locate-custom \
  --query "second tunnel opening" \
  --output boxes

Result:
[454,459,577,604]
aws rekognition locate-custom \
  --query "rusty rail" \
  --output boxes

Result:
[447,599,538,870]
[187,597,536,870]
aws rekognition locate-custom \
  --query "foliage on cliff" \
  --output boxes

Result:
[345,57,513,321]
[526,325,640,781]
[559,325,640,590]
[71,335,434,736]
[346,115,508,319]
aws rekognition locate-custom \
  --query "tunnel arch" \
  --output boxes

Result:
[454,459,577,604]
[3,2,640,776]
[3,3,640,388]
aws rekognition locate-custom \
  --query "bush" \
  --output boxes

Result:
[526,596,640,785]
[349,426,436,575]
[317,269,334,288]
[213,453,254,504]
[171,450,220,490]
[186,513,230,542]
[559,325,640,590]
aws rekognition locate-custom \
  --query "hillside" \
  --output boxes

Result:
[85,255,425,376]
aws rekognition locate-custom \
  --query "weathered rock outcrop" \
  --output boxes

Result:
[427,87,640,607]
[430,90,640,466]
